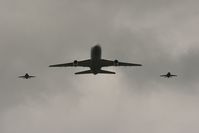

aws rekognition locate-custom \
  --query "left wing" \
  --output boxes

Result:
[101,59,142,67]
[18,76,25,78]
[160,75,167,77]
[49,60,90,67]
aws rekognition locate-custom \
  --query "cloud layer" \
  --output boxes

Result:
[0,0,199,133]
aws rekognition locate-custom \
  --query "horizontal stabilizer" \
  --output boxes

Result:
[98,70,115,74]
[75,70,93,75]
[75,70,116,74]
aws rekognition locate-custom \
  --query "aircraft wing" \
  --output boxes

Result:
[160,75,167,77]
[49,60,90,67]
[171,75,177,77]
[18,76,25,78]
[29,76,36,78]
[101,59,142,67]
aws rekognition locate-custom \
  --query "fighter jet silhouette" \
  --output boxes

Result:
[49,45,142,74]
[18,73,36,79]
[160,72,177,78]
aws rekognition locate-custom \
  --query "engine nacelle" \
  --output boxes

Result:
[73,60,78,66]
[114,60,119,66]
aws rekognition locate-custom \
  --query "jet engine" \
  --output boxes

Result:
[73,60,78,66]
[114,60,119,66]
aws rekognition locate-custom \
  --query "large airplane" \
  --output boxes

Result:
[49,45,142,74]
[160,72,177,78]
[18,73,36,79]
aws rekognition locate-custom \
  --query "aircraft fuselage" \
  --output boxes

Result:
[90,45,102,74]
[25,73,29,79]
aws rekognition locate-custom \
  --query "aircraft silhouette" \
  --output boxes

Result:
[49,45,142,74]
[18,73,36,79]
[160,72,177,78]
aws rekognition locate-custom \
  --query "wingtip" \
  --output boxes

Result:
[136,64,142,66]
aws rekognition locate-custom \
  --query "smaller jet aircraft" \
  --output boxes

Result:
[160,72,177,78]
[18,73,36,79]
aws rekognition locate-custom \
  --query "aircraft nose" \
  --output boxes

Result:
[94,44,101,49]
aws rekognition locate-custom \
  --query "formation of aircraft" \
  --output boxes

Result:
[18,73,36,79]
[18,44,177,78]
[160,72,177,78]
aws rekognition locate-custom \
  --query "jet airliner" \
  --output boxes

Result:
[49,45,142,74]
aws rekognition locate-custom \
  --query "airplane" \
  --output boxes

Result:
[49,45,142,74]
[18,73,36,79]
[160,72,177,78]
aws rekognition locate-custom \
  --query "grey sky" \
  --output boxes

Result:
[0,0,199,133]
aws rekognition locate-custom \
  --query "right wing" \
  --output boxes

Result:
[49,60,90,67]
[101,59,142,67]
[29,76,36,78]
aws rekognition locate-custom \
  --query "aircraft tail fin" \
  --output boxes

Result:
[98,70,115,74]
[75,70,93,75]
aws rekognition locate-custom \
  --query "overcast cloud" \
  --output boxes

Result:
[0,0,199,133]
